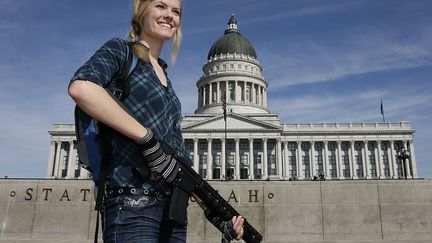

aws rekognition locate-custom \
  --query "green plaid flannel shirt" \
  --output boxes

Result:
[70,38,191,193]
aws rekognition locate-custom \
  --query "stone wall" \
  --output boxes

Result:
[0,179,431,243]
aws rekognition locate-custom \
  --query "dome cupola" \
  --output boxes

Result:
[207,15,257,60]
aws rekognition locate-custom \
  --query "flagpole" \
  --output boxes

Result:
[222,89,227,180]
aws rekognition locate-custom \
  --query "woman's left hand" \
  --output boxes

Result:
[232,215,244,240]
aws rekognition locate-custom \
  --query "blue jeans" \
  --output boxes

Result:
[103,194,187,243]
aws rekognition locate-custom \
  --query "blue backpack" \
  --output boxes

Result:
[74,41,138,209]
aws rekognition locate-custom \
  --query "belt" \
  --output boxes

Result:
[105,187,165,198]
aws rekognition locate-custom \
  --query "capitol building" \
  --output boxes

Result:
[48,16,418,181]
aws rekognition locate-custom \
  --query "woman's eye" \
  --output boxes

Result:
[156,4,165,9]
[173,10,181,16]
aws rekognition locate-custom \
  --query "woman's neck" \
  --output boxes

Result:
[139,38,163,60]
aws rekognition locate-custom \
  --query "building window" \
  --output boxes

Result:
[383,154,390,177]
[343,155,350,165]
[303,155,310,178]
[213,168,221,179]
[316,155,323,172]
[381,142,388,150]
[227,141,235,150]
[369,155,377,177]
[254,154,262,179]
[240,142,248,150]
[240,168,248,179]
[227,155,235,165]
[267,142,275,150]
[212,83,217,103]
[268,155,276,175]
[356,168,364,178]
[341,142,349,151]
[240,154,248,165]
[245,85,250,103]
[213,142,221,151]
[200,142,207,151]
[254,142,262,150]
[314,142,323,151]
[355,154,363,177]
[343,169,350,178]
[185,142,194,151]
[354,142,362,151]
[288,142,296,151]
[228,82,235,102]
[230,64,234,69]
[200,155,207,165]
[226,168,234,179]
[328,142,335,151]
[301,142,309,151]
[214,154,221,165]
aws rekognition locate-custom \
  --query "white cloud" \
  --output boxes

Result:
[260,27,432,88]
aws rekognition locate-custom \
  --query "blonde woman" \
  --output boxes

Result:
[69,0,244,242]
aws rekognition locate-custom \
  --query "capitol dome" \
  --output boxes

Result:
[195,15,269,115]
[207,15,257,59]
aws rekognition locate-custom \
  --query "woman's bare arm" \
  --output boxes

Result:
[68,80,148,140]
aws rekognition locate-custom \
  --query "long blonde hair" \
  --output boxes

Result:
[128,0,183,65]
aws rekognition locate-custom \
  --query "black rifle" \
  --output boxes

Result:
[162,142,263,243]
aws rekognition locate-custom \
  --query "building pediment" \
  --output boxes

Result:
[182,113,281,132]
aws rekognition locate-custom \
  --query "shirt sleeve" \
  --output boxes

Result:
[172,119,193,166]
[69,38,127,87]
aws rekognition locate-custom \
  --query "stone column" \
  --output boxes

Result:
[207,138,213,179]
[310,141,315,178]
[203,85,207,106]
[235,138,240,179]
[193,139,199,172]
[249,138,254,179]
[198,87,202,109]
[263,138,268,179]
[66,140,76,178]
[337,141,343,179]
[252,83,256,104]
[226,81,229,103]
[209,83,213,104]
[363,141,371,178]
[324,141,329,178]
[258,86,262,106]
[263,88,267,107]
[403,140,412,178]
[221,138,226,179]
[350,141,356,179]
[283,141,289,179]
[408,139,418,178]
[276,138,282,178]
[47,141,56,178]
[242,82,247,103]
[297,141,302,179]
[217,82,221,103]
[389,140,396,178]
[235,80,239,103]
[377,140,384,178]
[53,141,63,178]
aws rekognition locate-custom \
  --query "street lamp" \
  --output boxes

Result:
[396,147,410,180]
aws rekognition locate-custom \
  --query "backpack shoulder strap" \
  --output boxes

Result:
[111,41,135,100]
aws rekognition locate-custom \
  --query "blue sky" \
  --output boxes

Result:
[0,0,431,179]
